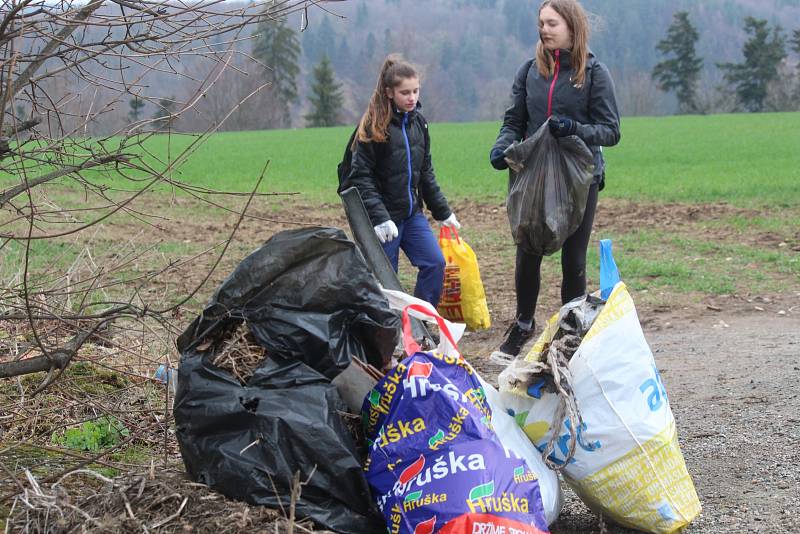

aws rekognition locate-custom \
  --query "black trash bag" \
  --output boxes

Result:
[174,353,384,533]
[504,120,595,256]
[173,227,398,533]
[176,226,399,378]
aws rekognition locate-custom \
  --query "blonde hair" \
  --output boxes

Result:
[535,0,589,88]
[356,54,419,144]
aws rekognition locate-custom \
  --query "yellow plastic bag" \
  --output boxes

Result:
[437,227,491,330]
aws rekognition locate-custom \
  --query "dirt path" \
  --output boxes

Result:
[641,313,799,534]
[465,312,800,533]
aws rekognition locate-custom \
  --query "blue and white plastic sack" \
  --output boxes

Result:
[497,243,700,534]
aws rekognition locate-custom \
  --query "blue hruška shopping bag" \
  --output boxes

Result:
[496,241,701,534]
[363,300,562,533]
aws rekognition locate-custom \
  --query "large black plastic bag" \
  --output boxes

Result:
[174,227,397,533]
[177,226,400,378]
[174,354,383,533]
[504,121,595,256]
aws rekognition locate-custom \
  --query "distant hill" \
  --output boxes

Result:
[41,0,799,134]
[297,0,800,122]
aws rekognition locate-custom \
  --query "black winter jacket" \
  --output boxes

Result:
[346,105,451,226]
[492,50,620,182]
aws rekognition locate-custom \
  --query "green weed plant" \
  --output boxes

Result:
[51,415,130,453]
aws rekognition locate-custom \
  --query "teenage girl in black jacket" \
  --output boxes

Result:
[490,0,621,358]
[346,55,460,307]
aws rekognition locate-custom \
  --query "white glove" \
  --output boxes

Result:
[440,213,461,230]
[374,220,399,243]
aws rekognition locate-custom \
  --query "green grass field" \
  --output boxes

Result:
[108,111,799,207]
[2,112,797,306]
[2,112,798,206]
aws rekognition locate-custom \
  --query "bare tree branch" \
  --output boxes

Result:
[0,0,344,387]
[0,154,127,206]
[2,117,41,136]
[9,1,106,99]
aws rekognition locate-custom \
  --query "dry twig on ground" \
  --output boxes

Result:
[6,468,331,533]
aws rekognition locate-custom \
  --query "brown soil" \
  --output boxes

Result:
[130,195,796,322]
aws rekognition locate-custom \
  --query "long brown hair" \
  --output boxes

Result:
[356,54,419,144]
[535,0,589,88]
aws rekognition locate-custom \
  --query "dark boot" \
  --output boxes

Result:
[492,320,535,360]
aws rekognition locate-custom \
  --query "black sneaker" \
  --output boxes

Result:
[491,321,534,360]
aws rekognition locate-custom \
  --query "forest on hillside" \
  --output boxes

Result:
[298,0,800,123]
[29,0,800,133]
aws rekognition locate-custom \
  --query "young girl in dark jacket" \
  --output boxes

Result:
[346,55,459,307]
[490,0,621,358]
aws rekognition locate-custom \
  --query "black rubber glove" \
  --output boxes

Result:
[548,116,578,138]
[490,147,508,170]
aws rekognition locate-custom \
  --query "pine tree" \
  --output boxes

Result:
[364,33,377,63]
[302,16,334,65]
[356,1,369,27]
[128,97,145,122]
[440,40,455,71]
[304,55,343,128]
[252,15,300,127]
[152,97,176,131]
[383,28,393,55]
[718,17,787,112]
[334,36,351,76]
[790,29,800,100]
[652,11,703,114]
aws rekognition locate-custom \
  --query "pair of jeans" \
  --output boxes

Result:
[515,183,599,322]
[381,211,446,307]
